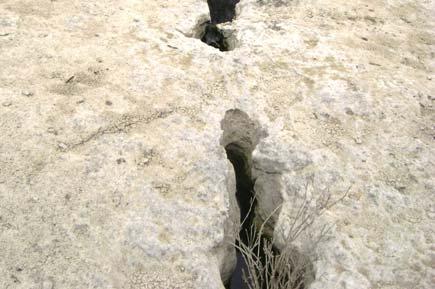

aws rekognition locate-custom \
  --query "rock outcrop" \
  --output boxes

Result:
[0,0,433,289]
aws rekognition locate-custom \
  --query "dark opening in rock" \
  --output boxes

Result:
[199,0,239,51]
[221,109,263,289]
[221,109,312,289]
[224,142,256,289]
[225,143,256,244]
[207,0,240,24]
[201,23,230,52]
[225,143,285,289]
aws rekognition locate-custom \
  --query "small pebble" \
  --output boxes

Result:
[105,100,112,106]
[354,137,363,144]
[57,142,68,151]
[345,107,354,115]
[22,90,33,97]
[47,127,58,135]
[2,101,12,107]
[138,157,150,166]
[65,75,75,83]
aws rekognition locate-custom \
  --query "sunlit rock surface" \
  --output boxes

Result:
[0,0,433,288]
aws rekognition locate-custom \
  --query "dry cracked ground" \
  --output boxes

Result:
[0,0,434,289]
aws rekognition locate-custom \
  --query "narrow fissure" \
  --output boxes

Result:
[225,143,255,245]
[225,143,294,289]
[221,109,309,289]
[224,142,257,289]
[220,109,261,289]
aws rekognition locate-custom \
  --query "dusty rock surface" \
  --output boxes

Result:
[0,0,434,289]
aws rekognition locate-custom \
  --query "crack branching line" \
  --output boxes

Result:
[63,109,174,151]
[253,166,284,175]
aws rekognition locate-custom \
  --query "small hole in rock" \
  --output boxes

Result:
[195,0,239,51]
[201,22,230,52]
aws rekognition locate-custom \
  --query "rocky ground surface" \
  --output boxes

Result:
[0,0,434,288]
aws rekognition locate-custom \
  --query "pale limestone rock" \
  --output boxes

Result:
[0,0,434,288]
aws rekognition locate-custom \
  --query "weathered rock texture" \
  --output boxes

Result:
[0,0,434,289]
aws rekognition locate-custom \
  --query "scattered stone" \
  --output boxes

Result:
[65,75,75,83]
[105,100,112,106]
[137,156,151,167]
[47,127,58,135]
[22,90,34,97]
[345,107,354,115]
[2,101,12,107]
[361,37,368,41]
[116,158,126,164]
[57,142,68,151]
[354,136,363,144]
[369,62,382,66]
